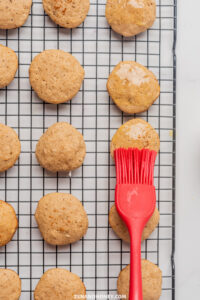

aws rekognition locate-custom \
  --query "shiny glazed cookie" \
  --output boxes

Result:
[34,268,86,300]
[29,49,84,104]
[110,118,160,158]
[107,61,160,114]
[109,204,159,242]
[0,200,18,247]
[0,269,21,300]
[0,124,21,172]
[105,0,156,37]
[43,0,90,28]
[35,122,86,173]
[35,193,88,245]
[0,0,32,29]
[0,45,18,89]
[117,260,162,300]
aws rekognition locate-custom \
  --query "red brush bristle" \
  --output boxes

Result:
[114,148,157,185]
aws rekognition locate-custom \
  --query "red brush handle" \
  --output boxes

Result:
[127,220,145,300]
[115,184,156,300]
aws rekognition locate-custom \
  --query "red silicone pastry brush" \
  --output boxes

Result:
[114,148,157,300]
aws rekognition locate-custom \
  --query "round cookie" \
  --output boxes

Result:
[0,124,21,172]
[29,49,85,104]
[105,0,156,37]
[0,45,18,89]
[117,260,162,300]
[43,0,90,29]
[0,201,18,247]
[0,269,21,300]
[110,118,160,158]
[107,61,160,114]
[35,122,86,173]
[0,0,32,30]
[35,193,88,245]
[34,268,86,300]
[109,204,159,243]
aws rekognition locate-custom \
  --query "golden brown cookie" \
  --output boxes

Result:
[29,49,84,104]
[105,0,156,37]
[0,201,18,247]
[107,61,160,114]
[110,118,160,158]
[0,124,21,172]
[0,269,21,300]
[0,45,18,89]
[35,122,86,173]
[34,268,86,300]
[0,0,32,30]
[43,0,90,28]
[35,193,88,245]
[117,260,162,300]
[109,204,159,243]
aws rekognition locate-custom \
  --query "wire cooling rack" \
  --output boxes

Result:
[0,0,176,299]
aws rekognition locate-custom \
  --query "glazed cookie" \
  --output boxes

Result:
[0,124,21,172]
[107,61,160,114]
[0,0,32,30]
[0,201,18,247]
[109,204,159,243]
[29,49,84,104]
[110,118,160,158]
[0,269,21,300]
[0,45,18,89]
[35,122,86,173]
[105,0,156,37]
[35,193,88,245]
[43,0,90,28]
[34,268,86,300]
[117,260,162,300]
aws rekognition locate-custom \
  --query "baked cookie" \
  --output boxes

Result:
[110,118,160,158]
[0,124,21,172]
[34,268,86,300]
[43,0,90,28]
[109,204,159,243]
[105,0,156,37]
[117,260,162,300]
[0,45,18,89]
[35,193,88,245]
[0,269,21,300]
[35,122,86,173]
[0,0,32,30]
[29,49,84,104]
[0,200,18,247]
[107,61,160,114]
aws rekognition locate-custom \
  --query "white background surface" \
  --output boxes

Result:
[176,0,200,298]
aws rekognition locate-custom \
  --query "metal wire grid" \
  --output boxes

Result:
[0,0,176,299]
